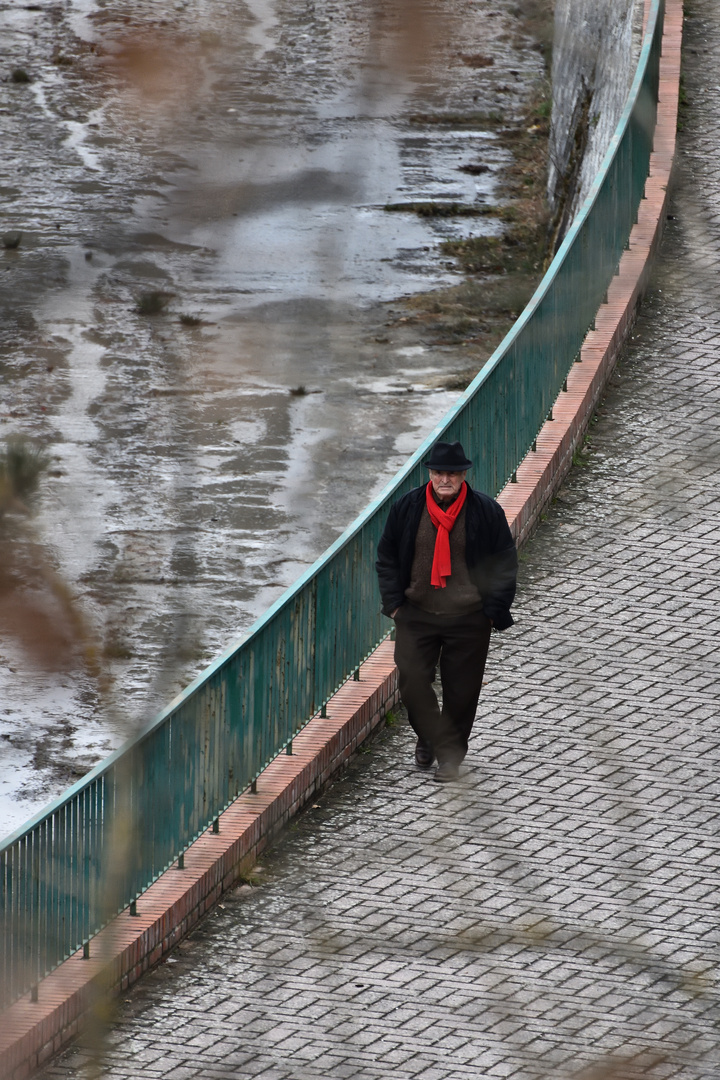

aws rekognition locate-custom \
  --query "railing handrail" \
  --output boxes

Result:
[0,0,661,857]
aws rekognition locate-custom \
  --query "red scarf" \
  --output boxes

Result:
[425,480,467,588]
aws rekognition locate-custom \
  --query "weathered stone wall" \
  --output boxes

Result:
[549,0,645,243]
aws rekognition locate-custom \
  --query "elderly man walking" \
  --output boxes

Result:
[376,441,517,782]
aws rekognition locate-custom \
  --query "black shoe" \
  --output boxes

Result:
[414,739,434,769]
[434,761,460,783]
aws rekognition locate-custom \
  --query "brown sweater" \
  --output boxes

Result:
[404,503,484,615]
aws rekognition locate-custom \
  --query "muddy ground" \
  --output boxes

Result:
[0,0,548,835]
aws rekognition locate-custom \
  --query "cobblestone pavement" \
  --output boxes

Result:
[39,8,720,1080]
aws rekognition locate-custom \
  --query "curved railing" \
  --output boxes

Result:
[0,0,664,1009]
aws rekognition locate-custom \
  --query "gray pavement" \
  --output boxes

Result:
[39,5,720,1080]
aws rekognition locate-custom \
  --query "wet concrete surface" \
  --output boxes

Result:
[0,0,545,833]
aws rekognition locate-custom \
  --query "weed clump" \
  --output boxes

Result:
[440,369,481,391]
[442,221,545,277]
[384,202,493,218]
[179,313,203,327]
[136,290,173,315]
[572,436,593,468]
[408,110,505,127]
[11,68,31,84]
[0,436,49,516]
[103,629,134,660]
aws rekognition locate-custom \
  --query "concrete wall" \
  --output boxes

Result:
[549,0,645,241]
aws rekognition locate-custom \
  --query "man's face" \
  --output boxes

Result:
[429,469,466,503]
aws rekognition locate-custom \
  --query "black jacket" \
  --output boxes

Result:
[376,485,517,630]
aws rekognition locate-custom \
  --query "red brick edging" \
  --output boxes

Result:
[0,4,682,1076]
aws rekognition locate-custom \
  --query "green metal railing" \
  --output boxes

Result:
[0,0,664,1010]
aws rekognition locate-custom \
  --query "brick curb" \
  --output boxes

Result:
[0,3,682,1076]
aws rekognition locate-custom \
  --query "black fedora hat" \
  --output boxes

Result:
[423,440,472,472]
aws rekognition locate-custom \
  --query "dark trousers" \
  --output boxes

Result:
[394,605,491,765]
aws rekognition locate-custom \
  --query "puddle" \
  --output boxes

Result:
[0,0,545,837]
